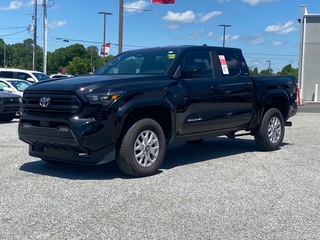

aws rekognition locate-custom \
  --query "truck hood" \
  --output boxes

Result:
[28,74,170,94]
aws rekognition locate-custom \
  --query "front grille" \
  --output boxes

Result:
[0,97,21,113]
[3,106,20,113]
[2,97,20,104]
[23,91,82,117]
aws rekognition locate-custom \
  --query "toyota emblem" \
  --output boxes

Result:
[39,97,51,108]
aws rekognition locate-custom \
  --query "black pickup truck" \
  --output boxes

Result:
[18,45,297,177]
[0,91,21,122]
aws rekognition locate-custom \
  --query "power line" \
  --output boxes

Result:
[0,29,27,37]
[0,26,28,30]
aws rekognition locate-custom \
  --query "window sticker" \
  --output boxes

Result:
[167,51,176,59]
[218,55,229,75]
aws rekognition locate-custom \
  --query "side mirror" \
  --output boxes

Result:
[180,66,202,78]
[27,77,35,83]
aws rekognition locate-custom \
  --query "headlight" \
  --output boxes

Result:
[85,90,124,105]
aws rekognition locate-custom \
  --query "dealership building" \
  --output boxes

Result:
[299,5,320,102]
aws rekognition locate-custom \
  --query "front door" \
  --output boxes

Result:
[172,49,223,135]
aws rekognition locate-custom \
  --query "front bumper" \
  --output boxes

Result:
[18,115,116,165]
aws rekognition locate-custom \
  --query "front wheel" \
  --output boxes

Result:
[254,108,285,151]
[117,118,166,177]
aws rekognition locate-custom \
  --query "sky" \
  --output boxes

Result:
[0,0,319,72]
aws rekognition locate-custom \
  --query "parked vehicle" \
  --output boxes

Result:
[0,91,22,122]
[0,68,49,83]
[0,78,32,96]
[18,45,298,177]
[49,74,74,79]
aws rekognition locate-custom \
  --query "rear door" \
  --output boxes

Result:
[213,49,254,129]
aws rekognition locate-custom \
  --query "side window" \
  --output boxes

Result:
[0,71,14,78]
[216,50,240,77]
[17,73,32,80]
[181,50,214,78]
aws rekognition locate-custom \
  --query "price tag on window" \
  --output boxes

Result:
[218,55,229,75]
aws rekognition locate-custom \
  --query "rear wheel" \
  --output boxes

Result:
[117,118,166,177]
[254,108,284,151]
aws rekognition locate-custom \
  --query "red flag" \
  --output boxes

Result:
[152,0,175,4]
[101,43,111,55]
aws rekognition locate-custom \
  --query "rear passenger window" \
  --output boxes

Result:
[0,71,14,78]
[17,73,31,80]
[216,50,240,77]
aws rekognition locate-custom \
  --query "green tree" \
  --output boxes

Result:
[67,56,90,75]
[259,67,273,75]
[279,64,298,82]
[249,67,259,75]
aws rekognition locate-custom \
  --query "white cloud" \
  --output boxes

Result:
[0,1,24,10]
[242,0,274,6]
[163,10,195,23]
[265,21,298,34]
[48,20,67,28]
[124,0,149,13]
[198,11,222,23]
[0,1,44,10]
[207,32,213,38]
[270,41,283,46]
[250,36,264,44]
[226,34,241,40]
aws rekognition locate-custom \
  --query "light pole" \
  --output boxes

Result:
[98,11,112,63]
[218,24,231,47]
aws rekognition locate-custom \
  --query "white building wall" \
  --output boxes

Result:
[299,6,320,102]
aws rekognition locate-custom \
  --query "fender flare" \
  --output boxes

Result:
[113,96,175,139]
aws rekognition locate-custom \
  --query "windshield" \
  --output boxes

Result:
[94,49,178,75]
[8,80,31,92]
[34,72,50,81]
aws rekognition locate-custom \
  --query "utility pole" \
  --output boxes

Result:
[43,0,47,74]
[218,24,231,47]
[33,0,37,71]
[118,0,123,54]
[98,11,112,63]
[3,43,6,68]
[266,60,271,74]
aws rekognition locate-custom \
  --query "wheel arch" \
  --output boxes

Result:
[114,98,174,142]
[256,91,290,125]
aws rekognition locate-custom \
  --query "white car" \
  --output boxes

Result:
[0,78,32,96]
[49,73,74,79]
[0,68,49,83]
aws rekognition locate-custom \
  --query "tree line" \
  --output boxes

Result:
[0,38,112,75]
[0,38,298,81]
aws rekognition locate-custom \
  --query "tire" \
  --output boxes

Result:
[117,118,166,177]
[0,113,16,122]
[254,108,285,151]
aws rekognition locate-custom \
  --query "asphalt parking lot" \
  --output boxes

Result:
[0,104,320,240]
